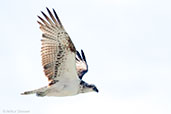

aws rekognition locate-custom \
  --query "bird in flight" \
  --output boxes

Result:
[21,8,98,97]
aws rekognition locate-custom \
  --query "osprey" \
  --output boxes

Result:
[21,8,98,97]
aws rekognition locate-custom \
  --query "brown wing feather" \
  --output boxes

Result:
[76,50,88,79]
[38,8,76,81]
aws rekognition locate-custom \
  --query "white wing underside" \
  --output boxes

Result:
[38,8,79,83]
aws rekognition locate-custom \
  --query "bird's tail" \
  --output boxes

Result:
[21,86,48,97]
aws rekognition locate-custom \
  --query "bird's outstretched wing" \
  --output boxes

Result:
[38,8,78,83]
[76,50,88,79]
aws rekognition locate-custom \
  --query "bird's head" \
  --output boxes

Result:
[80,81,99,93]
[88,84,99,93]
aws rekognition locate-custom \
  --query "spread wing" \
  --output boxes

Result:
[37,8,78,82]
[76,50,88,79]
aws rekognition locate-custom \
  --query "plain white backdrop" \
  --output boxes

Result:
[0,0,171,114]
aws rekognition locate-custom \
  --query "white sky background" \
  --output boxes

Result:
[0,0,171,114]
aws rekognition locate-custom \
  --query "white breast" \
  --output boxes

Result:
[46,52,80,97]
[46,79,80,96]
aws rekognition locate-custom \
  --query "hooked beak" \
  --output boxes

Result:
[93,87,99,93]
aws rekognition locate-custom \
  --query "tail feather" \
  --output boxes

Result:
[21,86,48,96]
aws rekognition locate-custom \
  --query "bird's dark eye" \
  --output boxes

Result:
[87,84,94,88]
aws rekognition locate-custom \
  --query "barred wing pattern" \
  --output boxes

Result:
[76,50,88,79]
[38,8,76,81]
